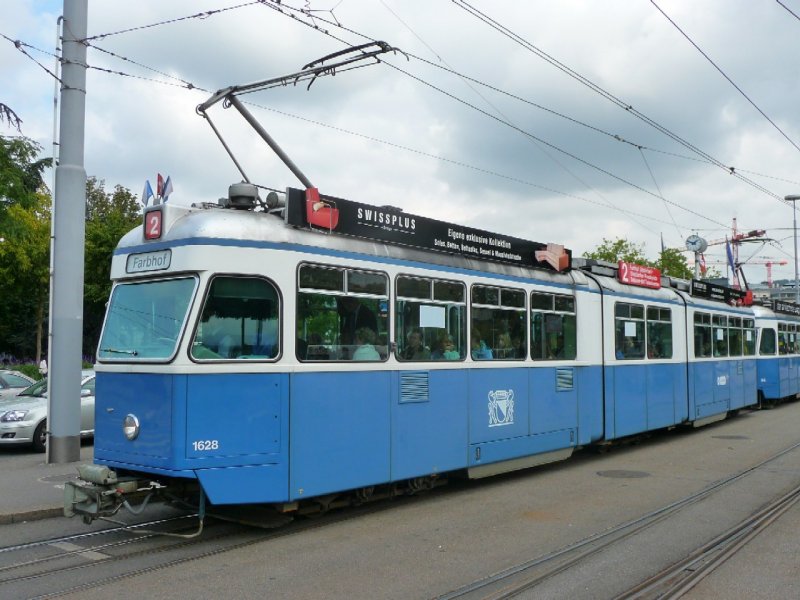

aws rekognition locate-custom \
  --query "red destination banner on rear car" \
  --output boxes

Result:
[618,261,661,289]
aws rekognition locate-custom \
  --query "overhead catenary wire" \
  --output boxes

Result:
[0,5,782,247]
[0,30,690,232]
[378,0,659,237]
[259,1,732,229]
[776,0,800,23]
[650,0,800,156]
[449,0,787,206]
[78,1,263,42]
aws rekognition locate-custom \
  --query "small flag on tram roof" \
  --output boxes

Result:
[157,173,165,198]
[141,180,154,206]
[162,176,174,202]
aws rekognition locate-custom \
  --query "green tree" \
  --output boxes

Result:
[582,238,650,265]
[0,136,52,361]
[83,177,141,355]
[656,247,693,279]
[0,192,51,360]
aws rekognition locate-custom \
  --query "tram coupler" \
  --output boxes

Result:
[64,464,160,522]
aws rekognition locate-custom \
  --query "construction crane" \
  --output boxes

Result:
[679,218,769,289]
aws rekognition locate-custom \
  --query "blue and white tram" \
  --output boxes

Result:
[753,302,800,404]
[64,185,759,522]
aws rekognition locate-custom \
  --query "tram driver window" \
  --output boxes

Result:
[296,264,389,362]
[395,276,466,362]
[191,276,280,361]
[759,328,776,355]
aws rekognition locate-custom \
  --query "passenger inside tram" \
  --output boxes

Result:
[352,327,381,361]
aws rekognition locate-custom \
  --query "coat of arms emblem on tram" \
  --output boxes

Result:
[488,389,515,427]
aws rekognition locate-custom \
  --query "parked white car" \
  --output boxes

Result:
[0,370,95,452]
[0,370,36,399]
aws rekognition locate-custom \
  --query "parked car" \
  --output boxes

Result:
[0,370,36,400]
[0,370,95,452]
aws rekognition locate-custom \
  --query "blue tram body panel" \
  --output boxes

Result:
[391,370,469,481]
[780,356,800,398]
[289,371,391,501]
[185,373,284,458]
[758,357,799,401]
[603,363,687,439]
[757,359,780,400]
[688,361,726,419]
[95,372,179,466]
[468,368,530,444]
[94,372,291,504]
[728,360,757,410]
[688,359,757,419]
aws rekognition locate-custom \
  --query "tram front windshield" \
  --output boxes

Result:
[98,277,196,361]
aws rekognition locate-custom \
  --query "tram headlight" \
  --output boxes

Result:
[123,414,140,440]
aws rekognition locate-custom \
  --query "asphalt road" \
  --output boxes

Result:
[4,401,799,600]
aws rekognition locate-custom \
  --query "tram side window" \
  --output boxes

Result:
[759,328,776,355]
[790,325,798,354]
[296,264,389,362]
[694,312,712,358]
[712,315,728,357]
[531,292,577,360]
[395,277,466,362]
[191,276,280,361]
[728,317,743,357]
[743,319,756,355]
[471,285,527,361]
[615,303,645,359]
[645,306,672,359]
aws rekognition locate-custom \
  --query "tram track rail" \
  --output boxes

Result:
[435,439,800,600]
[617,482,800,600]
[0,494,415,599]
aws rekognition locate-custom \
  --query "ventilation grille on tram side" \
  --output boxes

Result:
[556,367,574,391]
[400,371,430,403]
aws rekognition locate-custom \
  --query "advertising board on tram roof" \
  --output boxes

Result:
[285,187,572,272]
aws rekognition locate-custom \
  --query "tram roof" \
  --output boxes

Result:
[117,202,582,287]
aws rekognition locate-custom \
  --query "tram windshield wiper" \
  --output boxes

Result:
[100,347,139,356]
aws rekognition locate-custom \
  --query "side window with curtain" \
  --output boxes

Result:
[395,276,466,362]
[615,302,645,359]
[646,306,672,359]
[470,285,526,361]
[531,292,576,360]
[743,319,756,355]
[728,317,743,357]
[694,312,712,358]
[296,264,389,362]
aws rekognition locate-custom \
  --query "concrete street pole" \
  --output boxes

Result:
[786,195,800,305]
[47,0,88,463]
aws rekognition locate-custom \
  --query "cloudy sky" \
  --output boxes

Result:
[3,0,800,286]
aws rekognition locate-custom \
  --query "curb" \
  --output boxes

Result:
[0,507,63,525]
